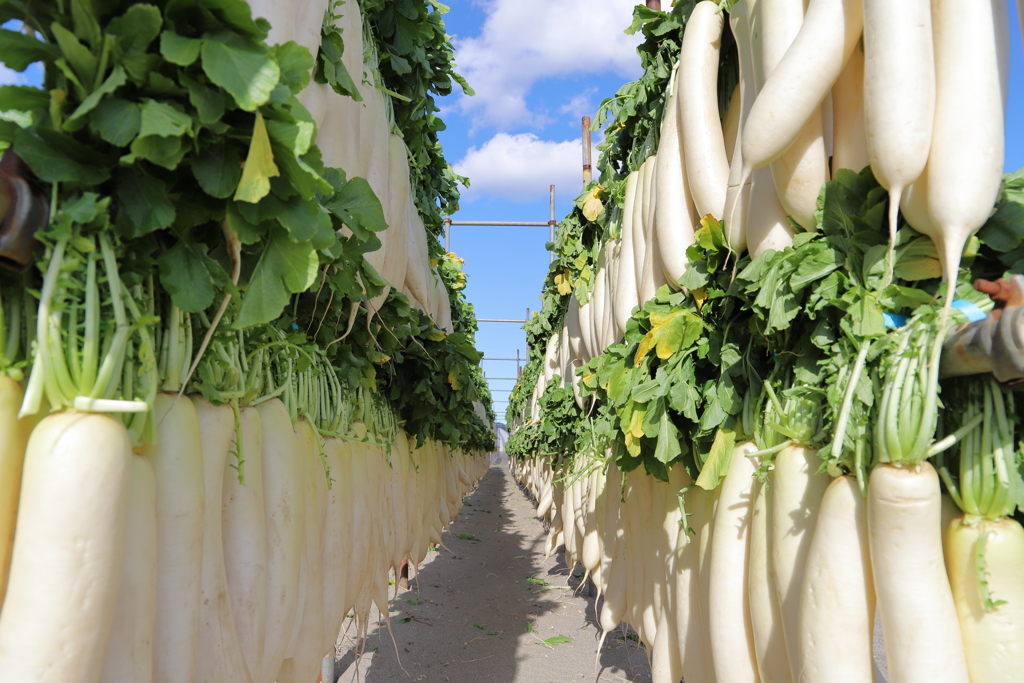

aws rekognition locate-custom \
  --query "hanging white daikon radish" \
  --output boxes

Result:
[635,155,657,293]
[748,477,791,683]
[602,239,619,348]
[746,166,795,257]
[771,446,829,683]
[863,0,935,249]
[614,172,641,335]
[320,438,352,652]
[99,456,158,683]
[276,421,328,683]
[677,486,713,683]
[680,1,730,220]
[830,41,869,176]
[221,406,267,672]
[722,86,741,166]
[799,476,876,683]
[924,0,1010,311]
[761,0,829,230]
[707,443,760,683]
[723,0,758,253]
[383,134,412,289]
[150,395,206,683]
[193,398,252,683]
[256,400,305,683]
[655,63,697,288]
[737,0,863,206]
[577,292,595,363]
[566,293,583,363]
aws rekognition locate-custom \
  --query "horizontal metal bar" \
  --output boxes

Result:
[476,318,528,323]
[481,358,524,361]
[486,378,521,381]
[489,389,513,392]
[447,221,552,227]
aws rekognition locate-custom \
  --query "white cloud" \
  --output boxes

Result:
[452,0,643,131]
[454,132,597,204]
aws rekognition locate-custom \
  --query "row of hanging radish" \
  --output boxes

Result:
[0,389,488,683]
[508,1,1021,682]
[507,0,1011,422]
[255,0,454,329]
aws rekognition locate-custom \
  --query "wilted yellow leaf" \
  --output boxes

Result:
[692,287,707,311]
[582,189,604,221]
[234,112,279,203]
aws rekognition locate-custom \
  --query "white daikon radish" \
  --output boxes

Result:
[707,442,760,683]
[924,0,1010,309]
[681,1,730,220]
[863,0,935,248]
[760,0,829,230]
[869,463,970,683]
[604,239,620,348]
[403,200,432,312]
[635,155,657,295]
[578,294,595,362]
[221,406,267,670]
[277,421,328,683]
[746,166,794,257]
[149,394,206,683]
[945,517,1024,683]
[799,475,875,683]
[383,134,412,289]
[581,467,603,574]
[599,462,627,635]
[0,412,131,683]
[0,377,29,607]
[255,400,305,683]
[321,438,352,651]
[676,486,714,683]
[614,171,641,335]
[830,42,868,176]
[723,0,757,252]
[697,485,720,682]
[338,0,364,84]
[655,69,697,287]
[722,86,741,166]
[100,456,158,683]
[738,0,863,193]
[193,398,251,683]
[748,477,791,683]
[771,445,828,682]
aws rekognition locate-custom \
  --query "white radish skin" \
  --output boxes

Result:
[771,445,828,682]
[708,442,760,683]
[748,477,791,683]
[614,172,641,335]
[738,0,863,194]
[0,377,29,608]
[868,463,970,683]
[277,421,328,683]
[655,73,697,287]
[723,0,757,253]
[677,486,714,683]
[0,412,131,683]
[635,155,657,296]
[150,394,206,683]
[599,463,627,634]
[681,1,730,220]
[723,86,741,166]
[100,456,158,683]
[192,399,251,683]
[800,475,875,683]
[255,400,305,683]
[321,438,352,651]
[945,517,1024,683]
[221,406,267,671]
[697,485,720,683]
[863,0,935,247]
[830,42,869,176]
[759,0,828,230]
[382,135,411,290]
[924,0,1010,302]
[746,166,795,258]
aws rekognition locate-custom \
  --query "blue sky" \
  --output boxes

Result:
[437,1,1024,417]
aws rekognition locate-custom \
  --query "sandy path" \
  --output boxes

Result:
[332,460,652,683]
